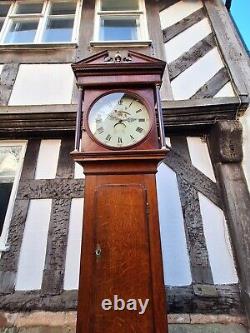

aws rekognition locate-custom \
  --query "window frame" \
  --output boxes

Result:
[92,0,150,45]
[0,141,27,253]
[0,0,82,45]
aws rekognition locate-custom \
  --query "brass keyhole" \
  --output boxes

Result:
[95,244,101,256]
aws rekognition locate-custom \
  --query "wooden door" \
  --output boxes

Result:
[91,184,153,332]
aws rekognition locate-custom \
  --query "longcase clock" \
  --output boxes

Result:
[71,50,169,333]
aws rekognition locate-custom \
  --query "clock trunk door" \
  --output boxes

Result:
[88,184,154,332]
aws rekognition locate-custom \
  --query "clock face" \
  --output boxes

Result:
[88,92,151,148]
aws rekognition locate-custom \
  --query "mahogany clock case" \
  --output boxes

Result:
[71,50,168,333]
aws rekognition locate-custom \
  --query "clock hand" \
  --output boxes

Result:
[114,120,127,128]
[108,114,118,121]
[123,117,137,123]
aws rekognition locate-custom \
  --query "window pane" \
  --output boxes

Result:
[0,3,11,17]
[50,2,76,15]
[100,17,138,41]
[0,183,13,236]
[15,3,43,14]
[101,0,139,11]
[0,146,22,178]
[4,20,38,43]
[43,18,74,42]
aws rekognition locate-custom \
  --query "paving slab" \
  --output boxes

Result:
[0,324,248,333]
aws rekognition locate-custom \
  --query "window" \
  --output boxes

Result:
[0,1,82,44]
[0,2,11,32]
[0,142,26,252]
[93,0,149,43]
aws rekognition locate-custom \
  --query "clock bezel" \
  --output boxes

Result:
[86,89,154,150]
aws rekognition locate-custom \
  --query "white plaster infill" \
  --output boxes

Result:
[171,48,224,100]
[165,18,211,64]
[156,163,192,286]
[160,0,203,30]
[9,64,74,106]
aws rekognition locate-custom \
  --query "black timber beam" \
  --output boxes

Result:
[0,97,248,137]
[208,120,250,324]
[0,284,243,314]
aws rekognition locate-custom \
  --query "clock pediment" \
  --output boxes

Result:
[72,50,166,86]
[73,49,166,66]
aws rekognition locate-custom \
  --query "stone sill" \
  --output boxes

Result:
[89,40,152,48]
[0,43,78,51]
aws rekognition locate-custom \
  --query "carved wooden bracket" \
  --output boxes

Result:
[209,120,243,163]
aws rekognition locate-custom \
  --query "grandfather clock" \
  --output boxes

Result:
[71,50,169,333]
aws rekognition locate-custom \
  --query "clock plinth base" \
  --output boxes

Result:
[72,149,169,333]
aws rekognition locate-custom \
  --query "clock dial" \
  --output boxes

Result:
[88,92,151,148]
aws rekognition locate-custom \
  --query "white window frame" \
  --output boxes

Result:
[0,141,27,253]
[91,0,150,46]
[0,0,82,45]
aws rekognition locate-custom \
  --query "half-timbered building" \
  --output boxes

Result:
[0,0,249,332]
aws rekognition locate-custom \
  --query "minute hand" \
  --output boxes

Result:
[123,117,137,123]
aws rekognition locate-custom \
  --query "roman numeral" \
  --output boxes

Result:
[130,135,135,140]
[128,100,133,108]
[105,134,112,141]
[118,100,123,105]
[118,137,123,143]
[97,127,104,134]
[138,118,145,122]
[136,127,144,133]
[136,109,142,113]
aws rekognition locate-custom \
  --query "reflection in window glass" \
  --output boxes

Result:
[0,3,11,32]
[15,3,43,14]
[101,0,139,11]
[0,1,80,44]
[50,2,76,15]
[4,20,38,43]
[0,3,11,17]
[0,183,12,235]
[100,17,138,41]
[0,146,22,236]
[0,147,21,178]
[43,18,74,42]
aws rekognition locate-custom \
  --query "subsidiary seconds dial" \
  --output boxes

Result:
[88,92,151,148]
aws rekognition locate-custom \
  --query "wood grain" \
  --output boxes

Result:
[191,68,230,99]
[168,34,216,81]
[162,8,206,43]
[72,50,168,332]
